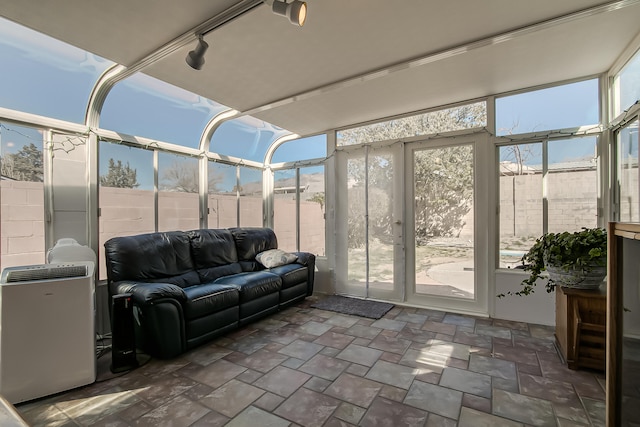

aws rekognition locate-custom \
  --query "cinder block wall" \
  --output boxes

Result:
[96,187,326,280]
[0,181,45,268]
[2,167,637,274]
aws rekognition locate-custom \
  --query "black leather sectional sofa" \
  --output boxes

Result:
[104,227,315,358]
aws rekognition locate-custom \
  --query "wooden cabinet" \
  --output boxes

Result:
[607,222,640,427]
[555,285,606,371]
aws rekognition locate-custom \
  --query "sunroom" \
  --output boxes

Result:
[1,1,639,425]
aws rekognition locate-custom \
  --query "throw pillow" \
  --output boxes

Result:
[256,249,298,268]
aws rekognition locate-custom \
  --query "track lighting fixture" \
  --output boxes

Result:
[185,36,209,70]
[271,0,307,27]
[185,1,306,70]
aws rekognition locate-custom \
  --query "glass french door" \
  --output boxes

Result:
[335,136,488,314]
[405,137,485,313]
[335,144,404,301]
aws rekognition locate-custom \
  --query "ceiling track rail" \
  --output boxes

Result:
[85,0,264,127]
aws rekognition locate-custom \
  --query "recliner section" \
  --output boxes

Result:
[104,227,315,359]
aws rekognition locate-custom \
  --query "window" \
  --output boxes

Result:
[239,167,263,227]
[101,73,226,148]
[273,166,325,255]
[613,49,640,117]
[158,152,199,231]
[271,135,327,163]
[0,123,45,269]
[98,141,154,279]
[617,119,639,222]
[498,136,598,268]
[273,169,297,251]
[211,117,290,162]
[337,101,486,146]
[496,79,599,136]
[0,17,113,124]
[208,162,238,228]
[299,166,325,256]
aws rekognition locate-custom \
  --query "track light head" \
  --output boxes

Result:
[272,0,307,27]
[186,37,209,70]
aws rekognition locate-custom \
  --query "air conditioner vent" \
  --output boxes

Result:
[3,265,88,283]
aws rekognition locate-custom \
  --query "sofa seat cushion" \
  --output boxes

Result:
[196,263,243,284]
[183,284,239,320]
[214,271,281,303]
[268,264,308,289]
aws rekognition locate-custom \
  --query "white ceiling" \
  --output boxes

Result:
[1,0,639,136]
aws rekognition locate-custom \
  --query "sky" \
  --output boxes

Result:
[0,17,327,190]
[495,79,599,136]
[0,16,627,187]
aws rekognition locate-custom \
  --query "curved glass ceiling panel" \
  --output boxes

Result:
[271,134,327,163]
[211,116,291,162]
[101,73,227,149]
[0,17,113,124]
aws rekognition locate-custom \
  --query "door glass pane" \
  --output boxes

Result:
[98,141,154,279]
[158,153,199,231]
[498,142,542,268]
[368,152,394,292]
[414,145,474,299]
[547,137,598,232]
[208,162,238,228]
[619,119,640,222]
[347,156,366,291]
[0,123,45,270]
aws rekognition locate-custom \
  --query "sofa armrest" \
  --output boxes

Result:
[112,281,187,305]
[293,251,315,267]
[293,252,316,295]
[111,281,187,359]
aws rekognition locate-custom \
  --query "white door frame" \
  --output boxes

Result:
[404,134,490,316]
[334,143,404,302]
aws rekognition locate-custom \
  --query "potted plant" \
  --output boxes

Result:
[502,227,607,297]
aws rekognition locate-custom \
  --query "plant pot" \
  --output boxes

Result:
[546,264,606,289]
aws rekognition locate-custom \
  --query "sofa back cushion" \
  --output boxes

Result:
[188,229,242,282]
[230,227,278,271]
[189,229,239,267]
[104,231,199,288]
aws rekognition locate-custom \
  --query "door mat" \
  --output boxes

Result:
[311,295,394,319]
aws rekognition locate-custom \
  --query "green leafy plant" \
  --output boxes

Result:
[500,227,607,297]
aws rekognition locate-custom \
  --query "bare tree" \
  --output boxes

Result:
[340,104,485,247]
[161,159,223,193]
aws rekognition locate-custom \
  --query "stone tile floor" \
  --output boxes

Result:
[16,296,606,426]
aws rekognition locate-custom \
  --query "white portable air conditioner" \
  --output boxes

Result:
[0,261,96,404]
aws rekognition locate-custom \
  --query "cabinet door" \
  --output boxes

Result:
[607,222,640,426]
